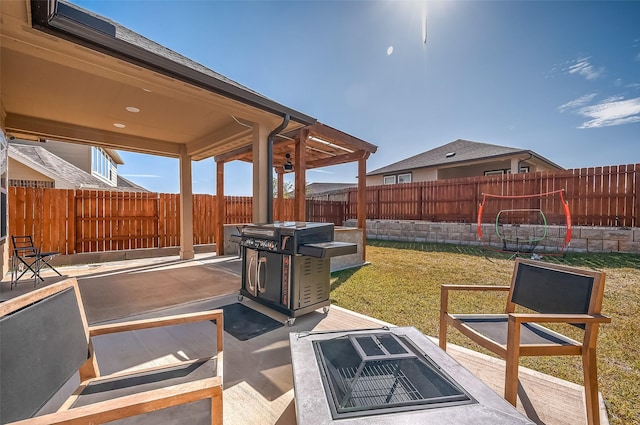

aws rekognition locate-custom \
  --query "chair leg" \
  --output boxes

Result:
[504,351,519,406]
[504,316,521,406]
[438,320,447,350]
[439,288,448,350]
[583,347,600,425]
[211,389,223,425]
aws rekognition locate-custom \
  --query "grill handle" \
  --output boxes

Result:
[257,257,267,293]
[248,255,256,292]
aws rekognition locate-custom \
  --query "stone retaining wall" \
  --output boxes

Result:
[344,219,640,254]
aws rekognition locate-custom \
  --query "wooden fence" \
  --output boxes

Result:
[8,164,639,254]
[8,189,345,255]
[340,164,640,228]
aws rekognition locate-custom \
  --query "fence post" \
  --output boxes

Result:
[635,163,640,227]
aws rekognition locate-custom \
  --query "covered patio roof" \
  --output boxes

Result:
[1,0,313,159]
[0,0,376,265]
[216,122,378,173]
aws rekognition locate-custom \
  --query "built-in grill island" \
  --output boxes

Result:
[290,327,534,424]
[232,222,357,323]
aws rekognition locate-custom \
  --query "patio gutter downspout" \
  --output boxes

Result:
[267,114,290,223]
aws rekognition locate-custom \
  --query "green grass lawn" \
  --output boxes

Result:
[330,240,640,425]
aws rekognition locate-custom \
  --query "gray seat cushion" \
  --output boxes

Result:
[71,358,218,425]
[452,314,578,346]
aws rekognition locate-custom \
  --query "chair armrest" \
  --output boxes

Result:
[508,313,611,324]
[7,376,223,425]
[89,310,224,351]
[440,285,511,320]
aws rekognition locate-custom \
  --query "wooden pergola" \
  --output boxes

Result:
[214,122,378,258]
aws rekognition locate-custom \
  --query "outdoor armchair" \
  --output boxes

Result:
[0,278,224,425]
[439,258,610,425]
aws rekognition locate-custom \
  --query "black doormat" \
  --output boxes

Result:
[219,303,284,341]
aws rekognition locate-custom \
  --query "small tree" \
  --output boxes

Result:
[273,177,294,198]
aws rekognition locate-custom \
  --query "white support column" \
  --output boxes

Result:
[511,158,520,174]
[252,123,270,224]
[179,145,195,260]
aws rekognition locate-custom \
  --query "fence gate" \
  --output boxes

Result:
[75,190,160,253]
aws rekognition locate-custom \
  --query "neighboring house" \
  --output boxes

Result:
[8,139,148,191]
[366,139,564,185]
[305,182,357,200]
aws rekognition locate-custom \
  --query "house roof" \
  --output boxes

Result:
[9,144,149,191]
[306,182,357,197]
[367,139,563,176]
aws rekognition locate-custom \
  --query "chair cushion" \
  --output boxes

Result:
[71,358,218,425]
[0,287,88,423]
[451,314,579,346]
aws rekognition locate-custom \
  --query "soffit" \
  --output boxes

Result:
[217,122,378,172]
[0,0,306,161]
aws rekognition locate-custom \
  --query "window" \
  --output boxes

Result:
[485,166,531,176]
[397,173,412,183]
[383,175,396,185]
[91,147,116,184]
[484,169,504,176]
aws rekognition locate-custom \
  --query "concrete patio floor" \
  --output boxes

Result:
[1,253,609,425]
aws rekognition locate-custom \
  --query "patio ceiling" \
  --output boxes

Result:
[215,122,378,172]
[0,0,314,161]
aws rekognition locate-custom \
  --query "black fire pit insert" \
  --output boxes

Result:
[290,327,534,424]
[313,333,473,419]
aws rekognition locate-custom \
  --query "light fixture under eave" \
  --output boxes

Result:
[126,106,140,113]
[113,123,126,128]
[309,136,354,154]
[283,153,293,171]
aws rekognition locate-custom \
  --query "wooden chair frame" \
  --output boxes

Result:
[1,278,224,425]
[439,258,610,425]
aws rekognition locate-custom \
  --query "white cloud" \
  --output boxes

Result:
[308,169,334,174]
[121,174,161,178]
[577,97,640,128]
[565,57,602,80]
[559,94,640,128]
[558,93,597,113]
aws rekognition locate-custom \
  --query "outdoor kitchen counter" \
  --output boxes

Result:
[290,326,534,425]
[331,227,364,272]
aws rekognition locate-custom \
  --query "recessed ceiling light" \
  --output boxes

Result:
[143,88,152,92]
[126,106,140,113]
[113,123,126,128]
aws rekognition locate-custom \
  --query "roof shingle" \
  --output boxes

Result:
[368,139,531,176]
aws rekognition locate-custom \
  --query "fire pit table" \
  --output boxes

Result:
[290,327,533,424]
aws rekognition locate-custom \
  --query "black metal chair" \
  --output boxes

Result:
[11,235,61,288]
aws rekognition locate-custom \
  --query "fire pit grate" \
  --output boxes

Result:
[314,333,475,419]
[335,362,422,406]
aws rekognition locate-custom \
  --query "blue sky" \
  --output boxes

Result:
[71,0,640,195]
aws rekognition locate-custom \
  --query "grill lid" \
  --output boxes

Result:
[313,333,474,419]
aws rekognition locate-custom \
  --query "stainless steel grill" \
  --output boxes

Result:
[233,222,357,323]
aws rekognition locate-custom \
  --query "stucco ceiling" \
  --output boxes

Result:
[0,0,310,161]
